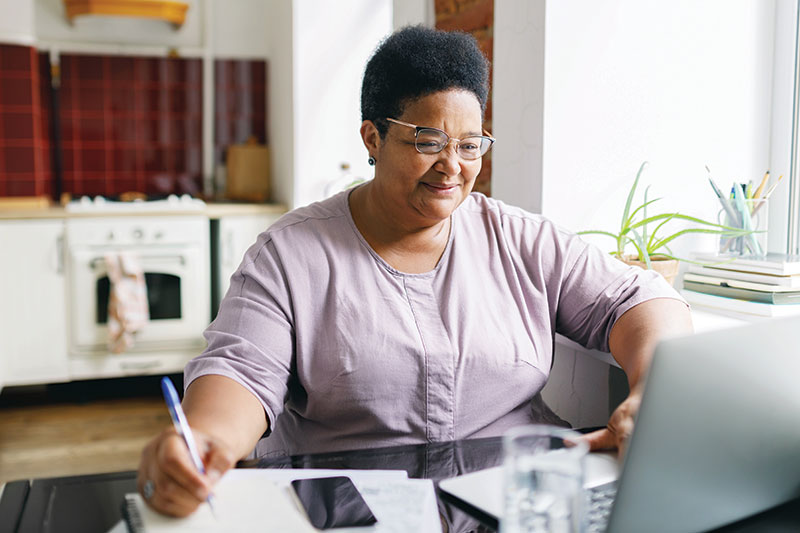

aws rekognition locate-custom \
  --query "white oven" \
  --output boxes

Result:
[65,215,210,356]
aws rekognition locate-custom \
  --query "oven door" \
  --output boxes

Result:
[68,244,209,354]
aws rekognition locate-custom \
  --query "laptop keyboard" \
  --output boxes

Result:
[585,481,618,532]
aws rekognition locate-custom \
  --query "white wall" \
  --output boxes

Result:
[292,0,392,209]
[269,0,421,209]
[495,0,781,260]
[0,1,36,45]
[265,0,295,208]
[393,0,433,29]
[492,0,546,215]
[212,0,269,58]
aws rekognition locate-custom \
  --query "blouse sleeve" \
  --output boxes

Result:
[184,234,294,434]
[550,228,686,352]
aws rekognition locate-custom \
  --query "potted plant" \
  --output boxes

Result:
[578,162,752,286]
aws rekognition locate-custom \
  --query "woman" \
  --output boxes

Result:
[138,25,692,517]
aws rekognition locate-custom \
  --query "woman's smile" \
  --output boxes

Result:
[421,181,460,195]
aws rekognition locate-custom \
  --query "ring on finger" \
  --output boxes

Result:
[143,479,155,500]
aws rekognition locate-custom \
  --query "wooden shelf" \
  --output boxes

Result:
[63,0,189,29]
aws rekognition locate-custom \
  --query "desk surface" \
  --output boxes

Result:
[1,437,799,533]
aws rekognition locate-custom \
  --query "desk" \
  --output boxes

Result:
[1,437,799,533]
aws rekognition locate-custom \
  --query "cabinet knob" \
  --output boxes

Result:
[133,228,144,240]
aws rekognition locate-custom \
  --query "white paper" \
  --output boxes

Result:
[111,469,441,533]
[226,468,442,533]
[348,477,441,533]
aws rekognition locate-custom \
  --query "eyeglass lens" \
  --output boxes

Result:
[415,128,491,159]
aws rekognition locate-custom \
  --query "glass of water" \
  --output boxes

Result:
[501,425,588,533]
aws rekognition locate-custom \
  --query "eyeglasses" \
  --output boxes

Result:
[385,118,495,160]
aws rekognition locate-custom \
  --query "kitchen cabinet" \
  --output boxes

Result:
[34,0,204,49]
[212,212,282,315]
[0,219,70,387]
[0,206,282,389]
[4,0,271,55]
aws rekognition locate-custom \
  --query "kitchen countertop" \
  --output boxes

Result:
[0,202,287,220]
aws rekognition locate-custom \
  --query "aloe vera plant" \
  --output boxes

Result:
[578,162,753,269]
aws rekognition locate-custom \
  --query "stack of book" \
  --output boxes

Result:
[682,252,800,319]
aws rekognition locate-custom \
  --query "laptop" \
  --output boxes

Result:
[440,316,800,532]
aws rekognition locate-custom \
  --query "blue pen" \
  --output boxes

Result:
[160,376,217,515]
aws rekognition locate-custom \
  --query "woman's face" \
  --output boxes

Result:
[368,89,484,228]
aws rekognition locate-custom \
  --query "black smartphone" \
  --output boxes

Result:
[290,476,378,529]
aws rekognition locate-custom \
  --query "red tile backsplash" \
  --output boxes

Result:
[58,53,204,197]
[1,77,34,106]
[1,45,267,199]
[6,179,36,196]
[214,59,267,170]
[1,45,32,71]
[0,44,51,197]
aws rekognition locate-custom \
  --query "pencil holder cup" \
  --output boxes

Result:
[718,198,768,257]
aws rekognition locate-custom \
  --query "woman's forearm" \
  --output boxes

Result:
[182,374,269,461]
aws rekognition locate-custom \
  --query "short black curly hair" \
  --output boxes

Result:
[361,25,490,137]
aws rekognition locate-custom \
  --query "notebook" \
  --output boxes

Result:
[681,289,800,318]
[687,264,800,288]
[440,316,800,532]
[122,473,315,532]
[689,252,800,275]
[683,273,800,305]
[120,468,441,533]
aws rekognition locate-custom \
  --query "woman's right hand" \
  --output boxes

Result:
[137,425,236,517]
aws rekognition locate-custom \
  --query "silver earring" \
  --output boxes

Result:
[368,156,376,166]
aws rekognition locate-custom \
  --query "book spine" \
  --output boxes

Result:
[681,290,774,317]
[689,256,800,276]
[688,266,800,287]
[681,290,800,317]
[683,281,775,304]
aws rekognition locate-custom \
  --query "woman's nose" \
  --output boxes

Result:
[433,143,462,176]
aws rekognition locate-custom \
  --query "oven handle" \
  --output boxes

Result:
[89,254,186,269]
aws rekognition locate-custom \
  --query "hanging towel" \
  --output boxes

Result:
[105,252,149,353]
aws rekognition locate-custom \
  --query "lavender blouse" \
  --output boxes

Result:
[185,191,683,457]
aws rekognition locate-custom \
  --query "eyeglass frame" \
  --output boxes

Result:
[384,117,495,160]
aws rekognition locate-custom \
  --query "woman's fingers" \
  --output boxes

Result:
[158,432,213,500]
[580,391,642,456]
[137,426,232,517]
[579,427,617,451]
[201,440,236,483]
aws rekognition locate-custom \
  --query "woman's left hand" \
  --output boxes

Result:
[584,298,693,457]
[579,386,642,457]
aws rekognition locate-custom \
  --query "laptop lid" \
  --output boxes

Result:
[607,316,800,532]
[437,452,619,520]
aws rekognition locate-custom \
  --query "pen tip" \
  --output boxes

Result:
[705,165,711,173]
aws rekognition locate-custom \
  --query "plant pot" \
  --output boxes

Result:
[620,254,680,287]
